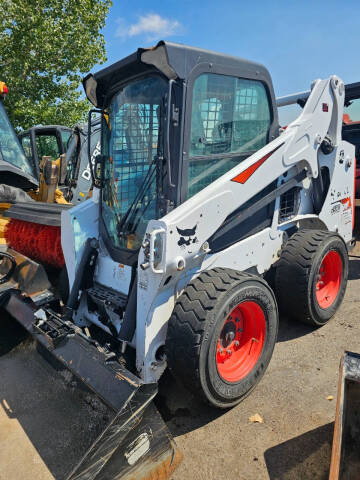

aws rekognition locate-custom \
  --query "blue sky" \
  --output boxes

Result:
[98,0,360,123]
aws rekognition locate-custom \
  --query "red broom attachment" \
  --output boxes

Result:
[5,219,65,269]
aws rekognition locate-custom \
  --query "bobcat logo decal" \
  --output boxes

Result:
[177,225,198,252]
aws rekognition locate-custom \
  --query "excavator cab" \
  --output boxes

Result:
[17,125,72,204]
[19,125,73,181]
[18,122,101,204]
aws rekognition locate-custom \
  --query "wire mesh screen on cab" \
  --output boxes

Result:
[188,74,271,198]
[102,76,167,250]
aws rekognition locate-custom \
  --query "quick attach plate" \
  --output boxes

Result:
[33,310,75,349]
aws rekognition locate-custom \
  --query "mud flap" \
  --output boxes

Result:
[2,292,182,480]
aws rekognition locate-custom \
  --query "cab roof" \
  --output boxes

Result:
[19,125,73,137]
[83,40,273,109]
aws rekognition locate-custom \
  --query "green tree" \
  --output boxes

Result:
[0,0,112,130]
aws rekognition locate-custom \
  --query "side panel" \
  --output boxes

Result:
[202,227,284,274]
[94,250,132,296]
[61,193,100,289]
[319,140,355,243]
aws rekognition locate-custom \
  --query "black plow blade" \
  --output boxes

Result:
[68,385,182,480]
[2,292,182,480]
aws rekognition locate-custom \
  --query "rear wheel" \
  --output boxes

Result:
[165,268,278,408]
[275,230,348,326]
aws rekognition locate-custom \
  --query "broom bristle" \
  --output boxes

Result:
[5,219,65,269]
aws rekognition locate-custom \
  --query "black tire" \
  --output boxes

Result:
[165,268,278,409]
[275,229,348,326]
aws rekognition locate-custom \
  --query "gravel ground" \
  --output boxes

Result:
[168,242,360,480]
[1,240,360,480]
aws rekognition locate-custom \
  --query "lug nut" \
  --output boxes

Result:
[226,349,232,355]
[234,341,239,347]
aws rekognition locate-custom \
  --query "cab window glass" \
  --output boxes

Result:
[20,134,32,160]
[188,73,271,198]
[190,74,270,156]
[0,102,35,176]
[36,134,59,160]
[344,98,360,124]
[61,130,72,151]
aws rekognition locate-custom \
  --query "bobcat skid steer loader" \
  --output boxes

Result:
[0,42,355,479]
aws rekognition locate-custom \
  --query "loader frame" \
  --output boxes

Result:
[133,75,354,382]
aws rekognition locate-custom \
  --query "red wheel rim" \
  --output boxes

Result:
[315,250,342,309]
[216,301,266,383]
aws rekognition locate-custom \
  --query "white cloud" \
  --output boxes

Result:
[116,13,182,41]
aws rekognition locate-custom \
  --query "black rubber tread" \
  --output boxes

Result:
[165,267,277,407]
[275,229,348,326]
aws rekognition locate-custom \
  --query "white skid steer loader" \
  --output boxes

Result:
[0,41,356,478]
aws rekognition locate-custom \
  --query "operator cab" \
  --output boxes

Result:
[19,125,73,181]
[83,41,279,265]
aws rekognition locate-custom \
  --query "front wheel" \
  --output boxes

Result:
[165,268,278,409]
